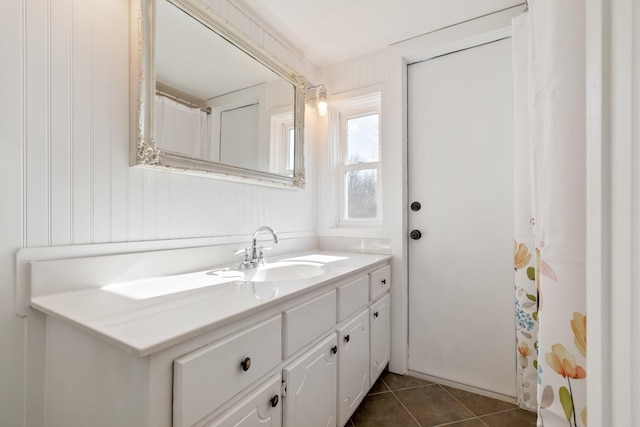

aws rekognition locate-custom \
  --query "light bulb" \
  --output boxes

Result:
[317,85,328,116]
[317,100,328,116]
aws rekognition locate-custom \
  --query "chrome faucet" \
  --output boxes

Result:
[236,226,279,269]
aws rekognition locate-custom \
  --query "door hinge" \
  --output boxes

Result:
[281,380,287,397]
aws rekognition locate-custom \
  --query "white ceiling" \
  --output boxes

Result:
[233,0,522,67]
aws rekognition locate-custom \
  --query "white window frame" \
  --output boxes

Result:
[336,95,382,226]
[269,109,295,175]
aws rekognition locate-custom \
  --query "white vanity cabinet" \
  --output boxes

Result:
[29,251,391,427]
[281,267,389,427]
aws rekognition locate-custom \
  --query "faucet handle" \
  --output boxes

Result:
[257,246,272,262]
[234,247,251,263]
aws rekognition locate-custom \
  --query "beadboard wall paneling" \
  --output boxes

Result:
[1,0,318,425]
[25,0,50,248]
[49,0,72,247]
[0,1,26,425]
[90,0,113,244]
[110,0,130,243]
[321,49,388,96]
[71,0,93,245]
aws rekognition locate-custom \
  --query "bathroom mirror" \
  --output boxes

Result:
[131,0,307,188]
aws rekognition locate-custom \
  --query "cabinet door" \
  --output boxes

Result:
[282,334,337,427]
[369,293,390,386]
[205,375,282,427]
[337,310,369,427]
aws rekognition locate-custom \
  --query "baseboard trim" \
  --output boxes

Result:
[406,370,518,405]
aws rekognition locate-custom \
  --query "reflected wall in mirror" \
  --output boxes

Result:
[131,0,307,188]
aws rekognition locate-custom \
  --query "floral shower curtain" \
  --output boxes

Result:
[512,1,587,426]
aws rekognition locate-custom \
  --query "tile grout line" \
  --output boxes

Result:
[380,375,439,392]
[361,375,534,427]
[438,384,527,426]
[390,390,423,427]
[435,384,490,427]
[382,376,423,427]
[431,417,487,427]
[438,384,519,427]
[440,384,480,416]
[388,391,492,427]
[367,383,436,395]
[475,407,528,426]
[480,407,525,417]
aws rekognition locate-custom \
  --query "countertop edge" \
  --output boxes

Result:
[31,251,391,358]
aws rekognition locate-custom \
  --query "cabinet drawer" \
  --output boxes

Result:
[369,265,391,300]
[283,290,336,358]
[173,316,282,427]
[204,375,282,427]
[336,275,369,322]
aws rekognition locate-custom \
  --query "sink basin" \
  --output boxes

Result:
[102,261,328,300]
[211,261,327,282]
[244,261,326,282]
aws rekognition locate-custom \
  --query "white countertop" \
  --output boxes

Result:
[30,250,390,357]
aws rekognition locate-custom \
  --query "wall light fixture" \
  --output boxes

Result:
[307,84,329,116]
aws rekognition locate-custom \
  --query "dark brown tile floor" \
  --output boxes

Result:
[348,372,537,427]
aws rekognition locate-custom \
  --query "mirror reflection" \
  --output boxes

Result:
[155,0,295,176]
[148,0,302,181]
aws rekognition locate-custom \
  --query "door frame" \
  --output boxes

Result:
[383,7,521,375]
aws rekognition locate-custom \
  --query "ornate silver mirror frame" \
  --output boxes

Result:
[130,0,307,188]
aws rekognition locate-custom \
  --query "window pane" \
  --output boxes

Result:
[346,169,377,219]
[346,114,379,164]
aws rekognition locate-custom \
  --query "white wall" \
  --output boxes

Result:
[0,0,316,425]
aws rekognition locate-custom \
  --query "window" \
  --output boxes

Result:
[337,94,381,224]
[270,111,295,175]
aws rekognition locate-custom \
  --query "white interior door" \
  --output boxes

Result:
[407,38,516,396]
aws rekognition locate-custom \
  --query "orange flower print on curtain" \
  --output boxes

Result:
[543,313,587,427]
[571,312,586,358]
[573,312,587,425]
[515,241,532,270]
[546,344,586,380]
[518,341,533,358]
